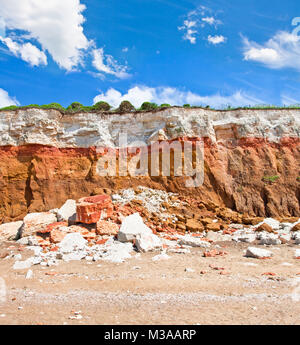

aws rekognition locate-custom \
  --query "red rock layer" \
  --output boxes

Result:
[0,137,299,222]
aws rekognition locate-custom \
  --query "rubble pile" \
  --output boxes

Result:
[0,186,299,269]
[112,186,182,215]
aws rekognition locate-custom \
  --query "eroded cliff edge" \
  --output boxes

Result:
[0,107,299,222]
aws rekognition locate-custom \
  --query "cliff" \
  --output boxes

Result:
[0,107,299,222]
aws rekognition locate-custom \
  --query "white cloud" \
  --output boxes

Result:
[243,31,300,71]
[178,20,197,44]
[0,88,18,108]
[92,48,131,80]
[93,86,263,109]
[207,35,226,45]
[178,6,225,45]
[0,37,47,66]
[0,0,129,77]
[0,0,90,70]
[202,17,215,25]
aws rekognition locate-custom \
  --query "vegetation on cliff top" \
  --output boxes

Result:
[1,101,300,114]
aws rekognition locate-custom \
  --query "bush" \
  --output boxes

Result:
[93,101,111,111]
[160,103,171,108]
[40,103,65,110]
[22,104,40,108]
[140,102,158,111]
[118,100,135,113]
[67,102,83,111]
[0,105,18,111]
[262,175,279,183]
[183,104,191,108]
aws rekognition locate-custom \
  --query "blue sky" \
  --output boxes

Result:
[0,0,300,109]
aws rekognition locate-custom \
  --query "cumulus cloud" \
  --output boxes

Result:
[92,48,131,79]
[0,37,47,66]
[243,31,300,71]
[0,0,129,77]
[207,35,226,45]
[93,86,263,109]
[0,88,18,108]
[0,0,90,70]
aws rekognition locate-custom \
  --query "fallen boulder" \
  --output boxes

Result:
[206,231,232,242]
[0,221,23,241]
[259,234,281,245]
[237,234,257,243]
[76,195,113,224]
[245,247,273,259]
[178,235,211,248]
[135,232,162,252]
[20,212,57,238]
[57,199,76,224]
[58,233,87,254]
[118,213,152,242]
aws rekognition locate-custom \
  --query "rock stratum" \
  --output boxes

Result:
[0,107,299,222]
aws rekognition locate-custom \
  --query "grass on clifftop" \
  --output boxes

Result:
[2,101,300,114]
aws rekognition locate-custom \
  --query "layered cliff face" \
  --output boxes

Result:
[0,107,299,222]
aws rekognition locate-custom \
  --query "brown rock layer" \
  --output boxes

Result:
[0,137,299,222]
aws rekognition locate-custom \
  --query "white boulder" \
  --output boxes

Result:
[237,234,257,243]
[245,247,273,259]
[0,221,23,241]
[88,238,134,263]
[58,233,87,254]
[206,231,232,242]
[21,212,57,237]
[118,213,152,242]
[259,234,281,245]
[135,232,162,252]
[57,199,76,223]
[178,235,211,248]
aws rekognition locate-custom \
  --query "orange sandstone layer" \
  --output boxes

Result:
[0,137,299,222]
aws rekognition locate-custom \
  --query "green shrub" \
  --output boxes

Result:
[160,103,171,108]
[140,102,158,111]
[0,105,18,111]
[118,100,135,113]
[23,104,40,108]
[93,101,111,111]
[67,102,83,111]
[40,103,65,110]
[183,104,191,108]
[262,175,280,183]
